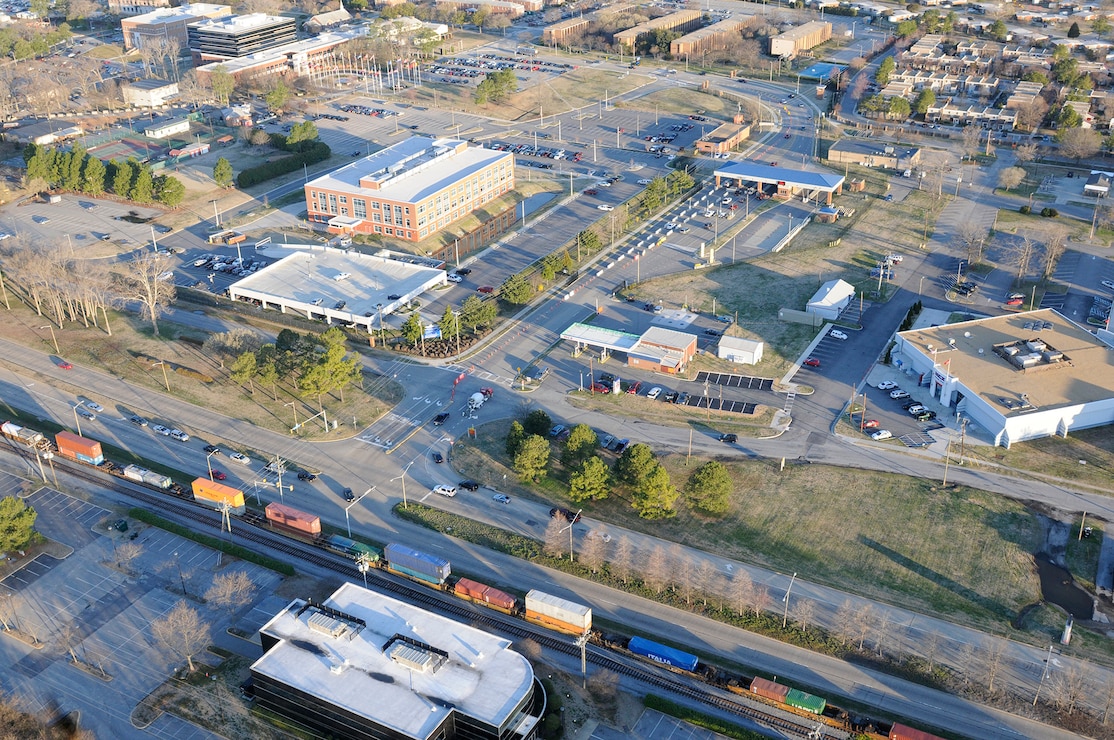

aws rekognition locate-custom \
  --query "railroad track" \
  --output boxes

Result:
[37,452,845,740]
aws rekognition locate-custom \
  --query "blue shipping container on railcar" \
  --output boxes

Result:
[627,636,699,673]
[384,543,451,583]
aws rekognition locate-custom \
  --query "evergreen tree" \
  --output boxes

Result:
[212,157,234,188]
[684,461,732,516]
[0,496,37,552]
[131,166,155,203]
[505,420,526,457]
[110,159,132,197]
[500,272,533,304]
[614,443,656,487]
[568,457,610,503]
[513,434,549,482]
[561,424,598,467]
[154,174,184,206]
[631,463,678,520]
[523,409,552,437]
[81,156,106,195]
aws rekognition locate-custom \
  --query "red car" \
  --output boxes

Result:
[862,419,880,429]
[590,383,611,393]
[58,361,73,370]
[477,286,495,294]
[585,189,598,195]
[1005,297,1023,306]
[804,358,820,368]
[211,470,227,481]
[626,381,642,395]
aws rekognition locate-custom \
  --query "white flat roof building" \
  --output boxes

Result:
[227,245,447,331]
[251,582,541,740]
[893,309,1114,447]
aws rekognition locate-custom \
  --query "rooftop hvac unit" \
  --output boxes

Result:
[1026,340,1046,352]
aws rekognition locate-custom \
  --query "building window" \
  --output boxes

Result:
[339,196,347,204]
[354,199,366,218]
[328,194,337,214]
[341,207,348,216]
[374,225,381,233]
[371,201,379,210]
[372,212,381,222]
[386,227,394,235]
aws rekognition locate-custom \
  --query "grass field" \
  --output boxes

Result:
[452,421,1044,630]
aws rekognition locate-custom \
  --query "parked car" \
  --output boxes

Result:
[804,358,820,367]
[861,419,880,429]
[663,391,679,403]
[492,493,511,504]
[459,480,480,491]
[625,381,642,395]
[447,274,462,283]
[870,430,893,441]
[829,329,848,340]
[877,381,897,390]
[433,485,457,497]
[549,424,567,438]
[646,386,662,400]
[890,389,910,399]
[455,268,472,276]
[590,383,611,393]
[906,405,927,415]
[916,411,937,421]
[1005,297,1024,306]
[76,408,95,420]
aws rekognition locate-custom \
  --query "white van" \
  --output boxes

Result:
[433,485,457,497]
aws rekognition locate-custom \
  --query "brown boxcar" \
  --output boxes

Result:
[55,431,104,465]
[264,502,321,536]
[455,578,516,611]
[750,677,790,703]
[191,478,245,515]
[890,723,946,740]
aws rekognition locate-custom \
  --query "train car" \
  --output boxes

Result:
[627,636,699,673]
[749,677,789,703]
[122,465,171,489]
[524,590,592,635]
[190,478,246,515]
[1,421,46,448]
[889,723,946,740]
[55,431,104,465]
[323,534,383,562]
[453,577,517,614]
[383,543,450,587]
[785,687,826,715]
[264,502,321,537]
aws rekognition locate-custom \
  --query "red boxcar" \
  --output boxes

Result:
[264,502,321,536]
[750,677,790,703]
[890,723,946,740]
[454,578,515,611]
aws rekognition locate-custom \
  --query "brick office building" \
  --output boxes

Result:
[304,136,515,241]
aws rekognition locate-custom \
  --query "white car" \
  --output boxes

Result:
[446,273,463,283]
[637,178,653,185]
[1102,280,1114,292]
[492,493,511,504]
[229,452,251,465]
[433,485,457,497]
[151,424,171,436]
[595,181,611,188]
[0,232,11,240]
[169,429,190,442]
[886,254,904,263]
[877,381,897,390]
[646,386,662,400]
[870,430,893,441]
[890,389,910,400]
[84,400,104,412]
[596,204,614,211]
[829,329,848,340]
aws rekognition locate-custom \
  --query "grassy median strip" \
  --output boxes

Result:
[129,508,295,576]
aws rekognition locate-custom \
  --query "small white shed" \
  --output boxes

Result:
[807,279,855,322]
[717,335,764,365]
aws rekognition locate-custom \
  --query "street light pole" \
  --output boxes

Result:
[206,450,218,480]
[919,275,927,295]
[344,487,374,537]
[781,572,798,628]
[173,552,186,595]
[284,401,299,432]
[39,325,59,354]
[153,361,170,392]
[71,403,83,437]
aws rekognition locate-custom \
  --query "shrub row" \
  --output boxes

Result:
[236,141,331,188]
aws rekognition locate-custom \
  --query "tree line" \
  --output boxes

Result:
[234,123,331,188]
[23,143,185,207]
[506,411,732,520]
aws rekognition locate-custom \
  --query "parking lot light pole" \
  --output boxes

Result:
[71,403,83,437]
[390,463,414,509]
[344,486,375,538]
[173,552,187,595]
[919,275,927,295]
[153,361,170,392]
[38,325,59,354]
[781,572,797,628]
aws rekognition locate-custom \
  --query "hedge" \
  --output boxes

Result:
[236,141,332,188]
[128,508,296,576]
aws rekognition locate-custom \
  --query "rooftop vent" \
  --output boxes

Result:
[308,612,349,640]
[964,331,972,338]
[383,634,448,674]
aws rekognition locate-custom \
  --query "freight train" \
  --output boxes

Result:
[0,422,948,740]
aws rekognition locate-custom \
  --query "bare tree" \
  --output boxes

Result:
[873,609,894,657]
[1059,127,1102,161]
[751,584,771,618]
[728,570,753,616]
[1042,225,1068,281]
[1049,662,1087,715]
[114,541,143,572]
[150,601,211,673]
[960,126,982,160]
[203,570,256,613]
[643,546,669,595]
[1016,98,1049,131]
[791,597,816,631]
[612,536,634,585]
[1015,143,1039,164]
[116,252,175,335]
[586,668,620,711]
[833,599,857,648]
[693,559,716,607]
[852,604,875,651]
[1097,665,1114,725]
[0,592,23,632]
[543,517,567,558]
[516,638,542,662]
[955,221,989,265]
[974,638,1013,696]
[998,166,1025,192]
[1010,235,1038,286]
[921,629,942,672]
[203,328,264,369]
[578,532,607,573]
[674,553,695,606]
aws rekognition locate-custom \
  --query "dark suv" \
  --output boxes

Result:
[549,507,582,523]
[433,412,450,426]
[459,480,480,491]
